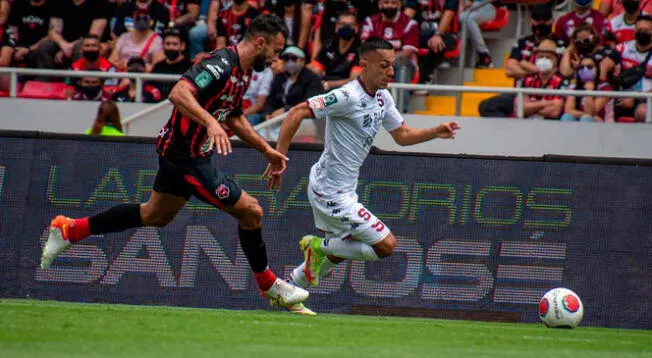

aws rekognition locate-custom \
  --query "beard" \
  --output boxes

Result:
[253,53,268,72]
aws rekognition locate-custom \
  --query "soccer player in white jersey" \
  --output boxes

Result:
[263,37,460,314]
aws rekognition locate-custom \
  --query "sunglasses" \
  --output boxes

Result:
[579,64,595,70]
[281,54,299,62]
[574,37,594,45]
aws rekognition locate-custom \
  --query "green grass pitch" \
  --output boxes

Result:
[0,299,650,358]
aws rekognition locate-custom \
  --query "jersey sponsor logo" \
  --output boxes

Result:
[309,96,326,110]
[220,94,235,102]
[324,92,338,107]
[213,108,232,122]
[221,57,229,65]
[195,70,213,88]
[200,139,212,154]
[206,64,224,79]
[363,114,372,128]
[216,184,230,199]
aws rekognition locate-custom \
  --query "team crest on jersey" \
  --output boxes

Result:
[384,27,393,38]
[376,92,384,107]
[213,108,232,122]
[195,70,213,88]
[309,97,326,110]
[216,184,230,199]
[324,92,338,106]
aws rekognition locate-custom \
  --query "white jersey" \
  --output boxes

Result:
[306,78,404,196]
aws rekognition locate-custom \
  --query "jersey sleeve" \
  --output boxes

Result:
[306,88,353,120]
[181,51,230,101]
[381,91,404,132]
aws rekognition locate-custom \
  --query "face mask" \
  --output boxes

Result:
[82,85,102,99]
[253,53,268,72]
[532,23,552,38]
[575,41,596,55]
[380,7,399,19]
[577,66,596,82]
[285,60,301,75]
[535,57,554,73]
[622,0,640,13]
[83,50,99,62]
[164,49,180,61]
[134,18,150,31]
[635,31,652,47]
[337,26,356,41]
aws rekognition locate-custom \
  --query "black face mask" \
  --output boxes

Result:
[164,49,180,61]
[380,7,399,19]
[337,26,356,41]
[532,23,552,38]
[83,50,99,62]
[575,41,596,55]
[635,31,652,47]
[253,53,268,72]
[81,85,102,99]
[622,0,640,13]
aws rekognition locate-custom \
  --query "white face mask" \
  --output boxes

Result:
[535,57,554,73]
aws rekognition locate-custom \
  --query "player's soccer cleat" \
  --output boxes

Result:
[284,302,317,315]
[299,235,326,286]
[263,278,309,307]
[40,215,73,270]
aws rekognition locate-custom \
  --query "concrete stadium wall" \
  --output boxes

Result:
[1,98,651,159]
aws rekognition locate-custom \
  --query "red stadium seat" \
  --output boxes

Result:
[616,116,636,123]
[417,39,461,59]
[18,81,72,100]
[480,6,510,32]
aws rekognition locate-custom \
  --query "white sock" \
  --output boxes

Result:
[320,238,379,261]
[289,257,338,288]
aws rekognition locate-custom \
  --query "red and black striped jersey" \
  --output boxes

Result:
[157,46,251,161]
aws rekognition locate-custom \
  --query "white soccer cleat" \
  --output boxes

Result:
[40,216,73,270]
[285,302,317,315]
[263,278,309,307]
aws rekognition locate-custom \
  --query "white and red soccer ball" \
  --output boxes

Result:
[538,287,584,328]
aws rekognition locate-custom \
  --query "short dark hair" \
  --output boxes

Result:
[82,33,101,42]
[531,4,552,21]
[359,37,394,57]
[162,28,183,41]
[637,14,652,24]
[338,12,357,22]
[244,14,289,41]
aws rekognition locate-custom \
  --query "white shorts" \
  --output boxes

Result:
[307,185,390,245]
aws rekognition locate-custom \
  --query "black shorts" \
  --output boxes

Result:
[153,156,242,209]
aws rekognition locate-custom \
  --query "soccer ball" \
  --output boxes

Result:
[538,287,584,328]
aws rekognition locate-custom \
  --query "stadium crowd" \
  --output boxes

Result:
[0,0,650,123]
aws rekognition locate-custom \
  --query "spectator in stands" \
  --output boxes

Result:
[109,7,163,71]
[187,0,216,58]
[72,34,118,86]
[600,0,652,18]
[111,57,161,103]
[150,28,191,98]
[86,100,125,136]
[7,0,56,69]
[73,75,108,101]
[243,66,274,126]
[559,24,606,77]
[265,0,303,47]
[404,0,459,81]
[562,56,600,121]
[113,0,169,37]
[215,0,260,49]
[598,15,652,122]
[479,4,565,117]
[291,0,323,51]
[554,0,606,45]
[518,39,569,120]
[307,12,362,91]
[459,0,497,68]
[308,0,359,61]
[50,0,109,65]
[604,0,643,45]
[263,46,323,119]
[162,0,199,32]
[0,0,10,29]
[0,26,13,68]
[361,0,419,83]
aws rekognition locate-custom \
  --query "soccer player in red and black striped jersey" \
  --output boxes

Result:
[40,14,310,311]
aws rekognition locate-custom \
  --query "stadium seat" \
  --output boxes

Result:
[416,39,461,59]
[0,83,22,98]
[616,116,636,123]
[480,7,510,31]
[18,81,72,100]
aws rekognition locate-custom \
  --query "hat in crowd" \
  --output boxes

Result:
[281,46,305,59]
[127,57,146,72]
[531,4,553,21]
[534,39,558,55]
[575,0,593,6]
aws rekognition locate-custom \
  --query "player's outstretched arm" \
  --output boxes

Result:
[168,80,232,155]
[389,121,461,146]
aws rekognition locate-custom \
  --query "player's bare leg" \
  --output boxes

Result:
[41,191,186,269]
[224,190,309,308]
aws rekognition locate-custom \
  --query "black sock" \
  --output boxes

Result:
[238,226,268,273]
[89,203,143,235]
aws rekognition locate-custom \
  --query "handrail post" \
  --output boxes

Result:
[455,14,469,117]
[516,91,524,118]
[135,76,143,103]
[9,72,17,98]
